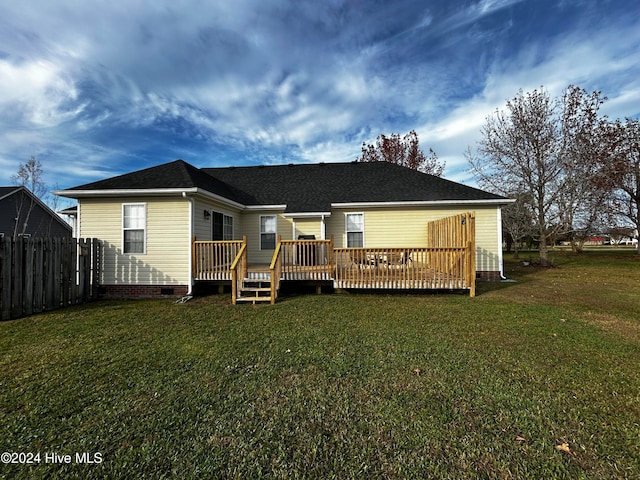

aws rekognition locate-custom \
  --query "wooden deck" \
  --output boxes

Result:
[193,212,477,304]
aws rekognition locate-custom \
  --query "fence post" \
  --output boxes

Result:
[88,238,97,300]
[11,238,24,319]
[23,238,34,316]
[1,238,12,320]
[34,238,44,313]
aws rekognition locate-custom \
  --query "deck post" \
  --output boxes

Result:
[329,234,334,275]
[191,236,197,282]
[468,240,476,297]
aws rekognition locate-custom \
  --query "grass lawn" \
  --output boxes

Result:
[1,251,639,479]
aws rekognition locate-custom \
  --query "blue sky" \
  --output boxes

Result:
[1,0,639,199]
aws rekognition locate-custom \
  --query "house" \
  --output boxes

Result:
[0,186,72,238]
[54,159,511,301]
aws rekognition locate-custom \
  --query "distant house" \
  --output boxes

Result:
[57,205,78,237]
[55,160,512,301]
[0,186,72,238]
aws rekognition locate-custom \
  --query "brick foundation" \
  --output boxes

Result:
[99,284,189,299]
[477,271,502,281]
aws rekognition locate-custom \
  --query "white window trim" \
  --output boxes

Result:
[260,214,277,250]
[345,212,365,248]
[122,203,147,254]
[210,210,235,241]
[223,213,234,240]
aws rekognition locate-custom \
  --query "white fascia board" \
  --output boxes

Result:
[53,188,200,198]
[192,188,246,210]
[283,212,332,218]
[54,187,248,210]
[331,199,514,209]
[244,204,288,211]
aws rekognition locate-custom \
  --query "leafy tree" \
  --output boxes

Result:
[468,86,608,265]
[357,130,445,176]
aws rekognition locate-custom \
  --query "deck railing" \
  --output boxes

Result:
[279,238,334,280]
[193,238,246,280]
[333,245,475,296]
[193,234,475,299]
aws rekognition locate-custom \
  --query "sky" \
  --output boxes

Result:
[1,0,639,202]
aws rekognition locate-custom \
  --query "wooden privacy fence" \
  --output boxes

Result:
[427,212,475,248]
[0,237,101,320]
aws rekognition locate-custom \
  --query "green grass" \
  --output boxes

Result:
[1,251,639,479]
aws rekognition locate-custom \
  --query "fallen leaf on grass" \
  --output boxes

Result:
[556,443,572,455]
[515,436,526,442]
[413,368,421,376]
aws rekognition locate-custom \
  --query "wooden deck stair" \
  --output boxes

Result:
[235,269,274,304]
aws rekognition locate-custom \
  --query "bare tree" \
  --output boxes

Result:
[502,192,534,259]
[468,86,608,265]
[599,118,640,253]
[11,156,47,238]
[556,86,609,252]
[468,88,562,266]
[358,130,445,176]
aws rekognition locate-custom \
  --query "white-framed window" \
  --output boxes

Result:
[123,203,146,254]
[260,215,277,250]
[211,211,234,240]
[346,213,364,248]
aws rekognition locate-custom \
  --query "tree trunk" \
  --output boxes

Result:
[570,239,584,253]
[539,236,549,266]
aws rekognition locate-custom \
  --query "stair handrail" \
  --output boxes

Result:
[269,238,283,304]
[230,239,247,305]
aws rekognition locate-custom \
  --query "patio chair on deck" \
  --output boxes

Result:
[383,250,412,269]
[349,251,377,270]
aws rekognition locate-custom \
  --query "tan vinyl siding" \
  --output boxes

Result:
[193,197,242,241]
[326,205,501,273]
[80,197,190,285]
[292,217,323,240]
[242,210,290,264]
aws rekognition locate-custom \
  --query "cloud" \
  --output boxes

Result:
[0,0,638,191]
[0,58,80,127]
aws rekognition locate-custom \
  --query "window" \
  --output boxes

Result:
[212,212,234,240]
[346,213,364,248]
[123,203,146,254]
[260,215,277,250]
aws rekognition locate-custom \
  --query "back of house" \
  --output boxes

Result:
[55,160,511,299]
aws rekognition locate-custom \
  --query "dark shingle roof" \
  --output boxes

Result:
[65,160,254,204]
[204,161,506,212]
[62,160,506,212]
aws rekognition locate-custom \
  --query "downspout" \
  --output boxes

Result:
[183,192,194,294]
[497,206,507,280]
